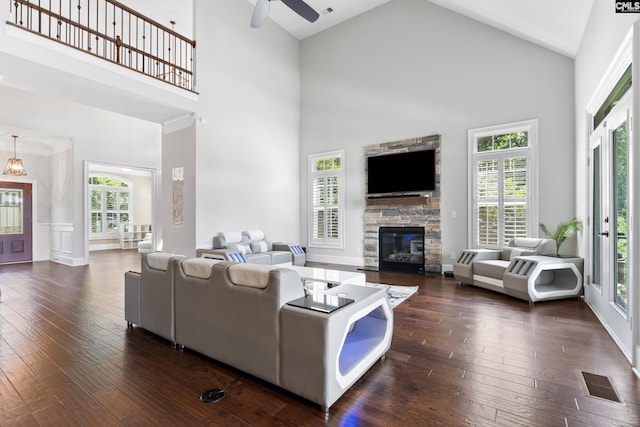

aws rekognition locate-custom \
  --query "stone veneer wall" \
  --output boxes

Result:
[364,135,442,274]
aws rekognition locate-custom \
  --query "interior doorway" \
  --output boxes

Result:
[85,162,155,256]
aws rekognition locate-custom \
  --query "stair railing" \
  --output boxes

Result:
[8,0,196,91]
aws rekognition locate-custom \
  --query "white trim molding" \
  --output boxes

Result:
[49,223,84,266]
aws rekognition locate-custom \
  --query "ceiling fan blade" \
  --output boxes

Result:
[250,0,269,28]
[281,0,319,23]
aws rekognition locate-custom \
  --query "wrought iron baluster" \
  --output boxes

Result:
[86,0,90,51]
[8,0,196,91]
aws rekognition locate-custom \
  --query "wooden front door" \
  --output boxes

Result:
[0,182,33,263]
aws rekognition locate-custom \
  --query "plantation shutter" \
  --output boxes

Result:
[475,159,499,246]
[474,156,528,247]
[312,177,326,240]
[326,176,340,239]
[89,177,132,238]
[312,174,340,241]
[503,157,528,245]
[309,151,344,247]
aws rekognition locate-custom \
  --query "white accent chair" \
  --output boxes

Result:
[137,233,153,254]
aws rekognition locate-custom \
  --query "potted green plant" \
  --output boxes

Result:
[539,218,583,256]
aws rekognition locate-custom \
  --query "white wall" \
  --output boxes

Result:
[300,0,576,266]
[0,85,162,264]
[191,0,301,250]
[162,122,196,256]
[126,174,153,225]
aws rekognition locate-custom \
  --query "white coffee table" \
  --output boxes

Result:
[288,265,366,292]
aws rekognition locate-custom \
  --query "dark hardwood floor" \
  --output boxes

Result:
[1,250,639,426]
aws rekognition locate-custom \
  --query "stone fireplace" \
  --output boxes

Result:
[363,135,441,274]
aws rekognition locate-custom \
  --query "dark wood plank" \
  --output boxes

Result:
[0,251,639,426]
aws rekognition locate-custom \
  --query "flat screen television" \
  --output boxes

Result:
[366,149,436,197]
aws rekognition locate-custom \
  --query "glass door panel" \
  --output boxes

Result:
[0,189,24,234]
[591,144,602,290]
[613,122,629,313]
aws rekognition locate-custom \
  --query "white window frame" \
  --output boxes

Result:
[468,119,539,248]
[308,150,345,249]
[89,174,133,239]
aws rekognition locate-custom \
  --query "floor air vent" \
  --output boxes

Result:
[580,371,623,403]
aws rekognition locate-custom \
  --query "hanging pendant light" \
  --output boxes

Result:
[3,135,28,176]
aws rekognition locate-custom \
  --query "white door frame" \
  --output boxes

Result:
[585,26,639,374]
[587,93,633,359]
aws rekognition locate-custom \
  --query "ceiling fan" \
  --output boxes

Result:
[251,0,320,28]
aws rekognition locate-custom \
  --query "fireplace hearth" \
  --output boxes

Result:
[379,227,425,274]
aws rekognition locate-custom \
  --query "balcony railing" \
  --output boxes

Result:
[8,0,196,92]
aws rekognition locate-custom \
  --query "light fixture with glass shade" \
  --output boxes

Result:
[3,135,28,176]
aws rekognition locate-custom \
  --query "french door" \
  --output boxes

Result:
[0,182,33,263]
[587,92,632,357]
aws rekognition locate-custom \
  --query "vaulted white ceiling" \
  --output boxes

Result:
[1,0,595,152]
[246,0,594,58]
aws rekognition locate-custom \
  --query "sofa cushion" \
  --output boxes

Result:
[251,241,267,253]
[502,247,536,261]
[508,237,556,256]
[269,251,292,265]
[229,243,252,254]
[473,260,510,279]
[220,231,244,244]
[146,252,182,271]
[244,230,265,241]
[250,240,274,253]
[182,258,224,279]
[245,253,272,265]
[228,264,276,288]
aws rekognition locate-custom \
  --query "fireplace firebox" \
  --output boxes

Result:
[379,227,425,274]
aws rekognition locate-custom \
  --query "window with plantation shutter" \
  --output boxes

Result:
[469,120,538,248]
[309,151,344,248]
[89,175,132,239]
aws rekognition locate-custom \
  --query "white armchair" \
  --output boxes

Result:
[137,233,153,254]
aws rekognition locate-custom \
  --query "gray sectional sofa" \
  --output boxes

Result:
[196,230,305,266]
[125,253,393,411]
[453,238,584,303]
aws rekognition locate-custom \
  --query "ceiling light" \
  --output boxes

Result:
[3,135,28,176]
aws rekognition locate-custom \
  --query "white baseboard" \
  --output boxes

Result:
[89,243,122,251]
[584,301,633,364]
[50,254,88,266]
